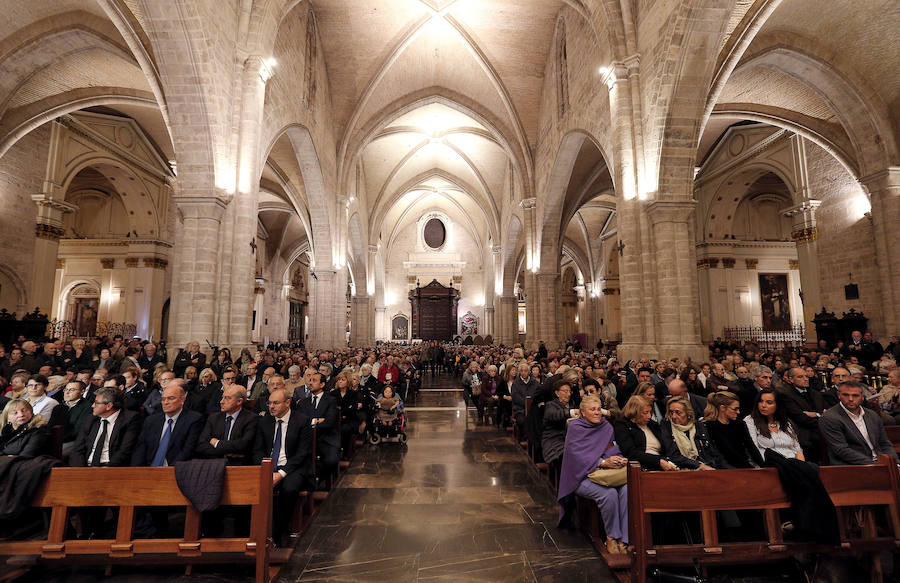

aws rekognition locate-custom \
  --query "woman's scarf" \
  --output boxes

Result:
[558,417,620,502]
[671,421,698,460]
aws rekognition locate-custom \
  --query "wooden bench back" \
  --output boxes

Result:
[885,425,900,453]
[0,460,274,583]
[627,455,900,582]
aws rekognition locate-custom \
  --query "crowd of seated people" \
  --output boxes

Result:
[0,335,430,547]
[1,330,899,557]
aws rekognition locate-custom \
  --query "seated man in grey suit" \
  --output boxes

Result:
[820,380,896,465]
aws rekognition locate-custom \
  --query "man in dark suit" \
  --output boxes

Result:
[196,385,258,463]
[777,367,826,462]
[130,380,204,467]
[69,387,142,467]
[666,379,707,420]
[254,387,313,547]
[120,370,148,412]
[62,381,92,445]
[301,372,340,484]
[821,380,896,465]
[173,341,207,377]
[137,343,165,386]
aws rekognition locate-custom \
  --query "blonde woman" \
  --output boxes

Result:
[0,399,49,456]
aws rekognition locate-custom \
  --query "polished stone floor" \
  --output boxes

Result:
[275,373,612,582]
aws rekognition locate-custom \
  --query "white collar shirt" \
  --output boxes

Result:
[840,403,876,459]
[90,409,121,465]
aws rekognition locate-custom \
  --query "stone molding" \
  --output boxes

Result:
[791,226,818,243]
[173,196,229,222]
[143,257,168,270]
[645,200,695,225]
[35,224,65,241]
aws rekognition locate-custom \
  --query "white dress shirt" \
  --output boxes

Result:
[840,403,876,459]
[89,409,121,465]
[274,409,291,477]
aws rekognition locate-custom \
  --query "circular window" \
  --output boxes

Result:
[423,218,446,249]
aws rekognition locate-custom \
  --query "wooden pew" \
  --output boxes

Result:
[885,425,900,453]
[0,460,274,583]
[624,455,900,583]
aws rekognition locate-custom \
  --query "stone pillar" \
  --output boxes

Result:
[350,294,373,347]
[218,55,274,350]
[170,196,228,351]
[497,295,517,346]
[31,195,76,313]
[308,268,348,349]
[646,201,706,362]
[520,198,537,271]
[530,272,560,347]
[483,307,494,337]
[374,306,387,341]
[784,200,822,333]
[863,167,900,334]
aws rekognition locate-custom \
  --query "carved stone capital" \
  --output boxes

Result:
[721,257,736,269]
[100,258,115,269]
[173,196,229,222]
[645,200,695,225]
[519,197,537,210]
[791,226,818,243]
[745,258,758,270]
[35,224,65,241]
[124,257,139,268]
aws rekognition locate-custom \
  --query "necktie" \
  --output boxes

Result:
[312,395,318,410]
[224,415,233,441]
[272,419,283,463]
[90,419,108,467]
[152,418,173,467]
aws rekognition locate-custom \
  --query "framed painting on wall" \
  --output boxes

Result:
[758,273,791,331]
[391,314,409,340]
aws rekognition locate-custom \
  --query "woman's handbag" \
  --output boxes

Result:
[587,441,627,487]
[587,466,627,487]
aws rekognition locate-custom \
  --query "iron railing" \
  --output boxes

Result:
[721,324,806,351]
[46,320,136,341]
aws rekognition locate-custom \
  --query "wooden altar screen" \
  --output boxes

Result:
[409,280,459,340]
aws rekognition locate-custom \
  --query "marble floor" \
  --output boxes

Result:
[275,373,612,583]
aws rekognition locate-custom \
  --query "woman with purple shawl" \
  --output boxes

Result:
[558,394,629,554]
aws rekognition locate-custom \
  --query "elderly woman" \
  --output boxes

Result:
[661,396,731,470]
[541,380,579,469]
[614,395,678,471]
[558,395,629,554]
[190,367,220,413]
[376,386,401,425]
[479,364,507,425]
[0,399,49,457]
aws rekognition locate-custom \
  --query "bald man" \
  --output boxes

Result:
[196,385,257,464]
[131,380,204,467]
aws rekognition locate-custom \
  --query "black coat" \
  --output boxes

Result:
[69,409,143,467]
[253,410,313,483]
[195,408,258,464]
[0,423,49,457]
[130,408,204,466]
[300,392,340,452]
[614,419,666,470]
[776,386,825,458]
[660,419,732,470]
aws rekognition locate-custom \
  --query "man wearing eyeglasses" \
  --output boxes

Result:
[196,382,257,464]
[62,381,92,445]
[130,379,203,467]
[69,387,142,467]
[253,387,313,547]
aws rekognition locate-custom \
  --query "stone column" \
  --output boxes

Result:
[31,195,76,313]
[646,201,706,362]
[497,295,518,346]
[350,294,373,347]
[308,268,348,349]
[531,272,560,347]
[863,167,900,334]
[170,196,228,350]
[784,200,822,333]
[218,55,274,350]
[374,306,386,341]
